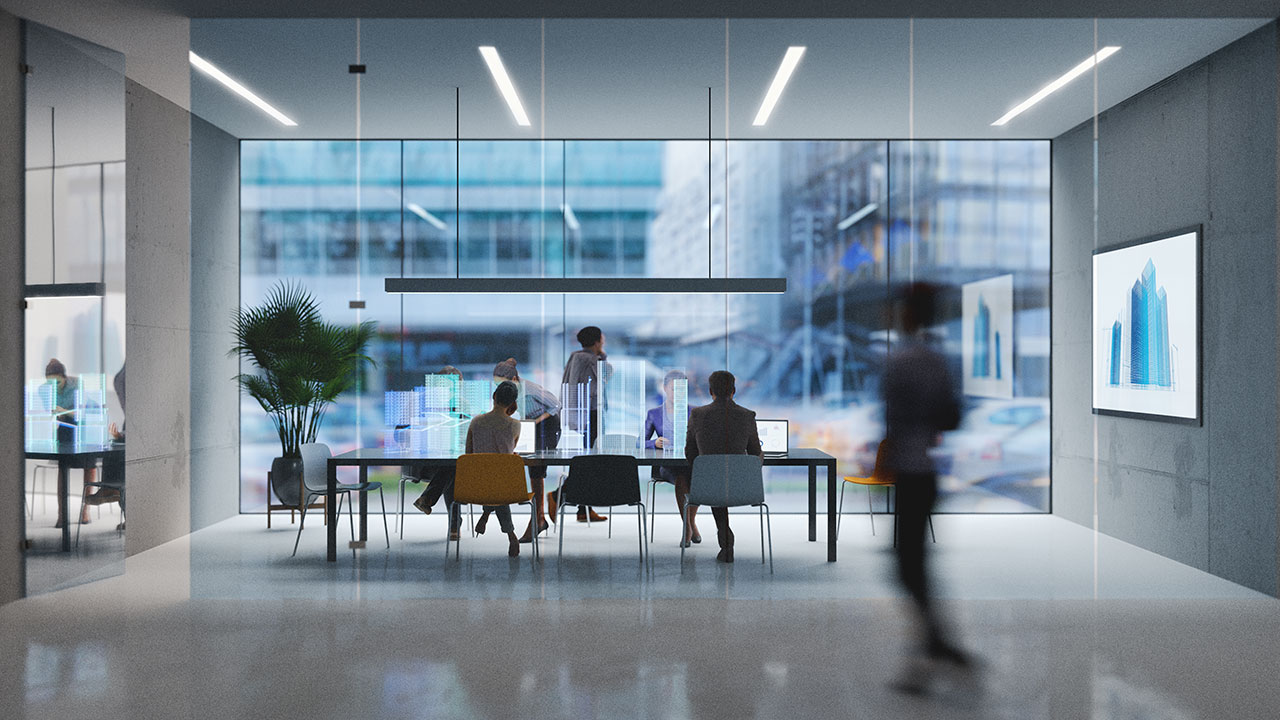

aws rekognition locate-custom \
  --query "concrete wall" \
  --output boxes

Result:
[125,79,193,556]
[0,7,27,605]
[190,115,240,531]
[1052,24,1280,595]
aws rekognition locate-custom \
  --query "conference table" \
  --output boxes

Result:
[324,447,839,563]
[25,443,125,552]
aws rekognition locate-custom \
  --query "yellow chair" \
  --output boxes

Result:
[840,443,934,543]
[450,453,539,567]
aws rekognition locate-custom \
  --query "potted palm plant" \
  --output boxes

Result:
[232,281,376,508]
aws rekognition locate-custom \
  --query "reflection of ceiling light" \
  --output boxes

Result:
[189,51,297,126]
[562,204,580,231]
[387,277,786,294]
[406,203,447,230]
[837,203,878,230]
[753,46,806,126]
[992,46,1120,127]
[479,46,531,126]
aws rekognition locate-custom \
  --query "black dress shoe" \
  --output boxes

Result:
[716,547,734,563]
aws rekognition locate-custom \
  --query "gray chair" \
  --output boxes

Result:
[28,462,57,518]
[683,454,772,572]
[292,442,390,557]
[556,454,648,565]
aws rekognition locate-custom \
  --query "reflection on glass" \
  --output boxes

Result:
[241,139,1050,513]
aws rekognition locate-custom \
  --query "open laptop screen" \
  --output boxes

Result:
[756,419,789,454]
[515,420,536,454]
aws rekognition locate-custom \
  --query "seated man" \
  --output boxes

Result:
[463,380,524,557]
[685,370,762,563]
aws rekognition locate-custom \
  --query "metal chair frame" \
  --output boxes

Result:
[291,443,390,557]
[681,455,772,573]
[556,455,649,566]
[448,454,539,569]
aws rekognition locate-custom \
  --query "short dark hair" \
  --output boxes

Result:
[708,370,735,398]
[576,326,602,347]
[493,380,520,408]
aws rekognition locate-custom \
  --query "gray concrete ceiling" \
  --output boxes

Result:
[140,0,1280,19]
[190,18,1272,140]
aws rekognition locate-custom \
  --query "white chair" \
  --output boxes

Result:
[683,454,772,572]
[292,443,390,557]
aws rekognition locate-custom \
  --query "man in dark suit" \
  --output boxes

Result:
[685,370,762,563]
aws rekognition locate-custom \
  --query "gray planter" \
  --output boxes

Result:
[270,456,305,507]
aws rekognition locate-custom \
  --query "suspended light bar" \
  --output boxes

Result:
[406,203,448,231]
[837,202,878,231]
[25,282,106,299]
[189,51,297,127]
[386,277,786,295]
[479,46,531,126]
[562,204,581,231]
[753,46,806,126]
[992,46,1121,127]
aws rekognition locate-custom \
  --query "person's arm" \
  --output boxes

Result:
[684,413,699,461]
[644,408,659,449]
[746,411,763,458]
[510,420,521,454]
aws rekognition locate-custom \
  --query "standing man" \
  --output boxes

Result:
[558,326,609,523]
[881,282,970,691]
[684,370,761,563]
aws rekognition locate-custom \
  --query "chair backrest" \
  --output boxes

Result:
[688,454,764,507]
[300,442,333,494]
[599,434,639,453]
[454,453,530,506]
[872,441,893,482]
[561,454,641,507]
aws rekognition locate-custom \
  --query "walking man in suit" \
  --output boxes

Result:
[684,370,762,563]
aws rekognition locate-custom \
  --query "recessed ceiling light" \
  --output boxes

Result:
[479,46,531,127]
[992,46,1121,127]
[189,51,297,127]
[753,46,806,126]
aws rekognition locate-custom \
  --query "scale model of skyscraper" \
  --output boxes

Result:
[972,295,1003,380]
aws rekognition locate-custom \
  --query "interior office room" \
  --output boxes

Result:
[2,1,1280,718]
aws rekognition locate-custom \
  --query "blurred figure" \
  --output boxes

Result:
[45,358,94,527]
[685,370,762,563]
[881,282,971,692]
[645,369,699,546]
[411,366,465,539]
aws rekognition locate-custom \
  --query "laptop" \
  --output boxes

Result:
[756,419,789,457]
[515,420,537,455]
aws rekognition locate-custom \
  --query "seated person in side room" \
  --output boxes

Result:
[645,370,699,546]
[45,358,94,527]
[685,370,762,563]
[464,380,524,557]
[491,358,560,543]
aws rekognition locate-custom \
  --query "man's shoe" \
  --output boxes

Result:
[716,547,734,563]
[412,495,433,515]
[576,509,608,523]
[508,535,521,557]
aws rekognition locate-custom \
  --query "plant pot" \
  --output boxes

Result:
[270,456,305,507]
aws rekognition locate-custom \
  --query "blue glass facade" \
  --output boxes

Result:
[1112,259,1173,388]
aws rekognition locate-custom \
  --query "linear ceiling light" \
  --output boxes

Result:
[837,202,878,231]
[406,203,448,231]
[386,277,787,295]
[189,51,297,127]
[992,46,1120,127]
[753,46,806,126]
[479,46,531,126]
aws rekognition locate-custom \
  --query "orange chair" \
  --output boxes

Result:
[840,442,934,542]
[449,453,539,567]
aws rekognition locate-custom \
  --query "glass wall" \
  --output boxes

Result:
[240,138,1049,513]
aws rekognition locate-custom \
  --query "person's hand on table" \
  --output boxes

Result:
[654,437,666,449]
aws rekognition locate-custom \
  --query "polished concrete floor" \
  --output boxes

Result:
[3,512,1277,719]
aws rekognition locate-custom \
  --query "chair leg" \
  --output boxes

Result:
[648,481,656,538]
[526,500,538,569]
[636,503,645,564]
[679,502,689,571]
[608,511,612,539]
[927,513,936,543]
[398,478,406,540]
[759,504,765,563]
[837,481,846,540]
[379,486,390,549]
[75,484,87,548]
[291,499,310,557]
[763,503,773,573]
[867,485,876,536]
[558,500,568,559]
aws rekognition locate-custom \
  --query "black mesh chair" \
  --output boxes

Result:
[556,454,648,564]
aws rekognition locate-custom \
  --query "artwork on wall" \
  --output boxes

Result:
[962,274,1014,399]
[1092,227,1200,423]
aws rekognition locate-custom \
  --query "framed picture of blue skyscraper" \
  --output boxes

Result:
[962,274,1015,399]
[1092,227,1201,423]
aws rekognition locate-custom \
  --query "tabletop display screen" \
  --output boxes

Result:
[515,420,536,454]
[756,419,789,454]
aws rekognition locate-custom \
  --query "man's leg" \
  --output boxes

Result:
[711,506,733,562]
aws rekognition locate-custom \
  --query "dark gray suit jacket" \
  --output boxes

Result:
[685,397,763,460]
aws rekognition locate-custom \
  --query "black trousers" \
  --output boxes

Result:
[529,414,561,480]
[710,507,733,549]
[894,471,941,644]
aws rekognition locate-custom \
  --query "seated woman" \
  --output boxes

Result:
[645,370,699,546]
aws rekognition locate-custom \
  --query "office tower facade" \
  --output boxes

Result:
[1110,258,1173,388]
[974,294,992,378]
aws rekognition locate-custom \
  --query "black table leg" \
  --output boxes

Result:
[326,461,337,562]
[808,464,817,542]
[59,463,70,552]
[827,461,837,562]
[359,466,368,542]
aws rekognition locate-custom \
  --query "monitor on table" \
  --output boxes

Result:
[515,420,536,454]
[756,419,789,455]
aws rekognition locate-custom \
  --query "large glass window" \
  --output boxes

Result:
[240,139,1049,513]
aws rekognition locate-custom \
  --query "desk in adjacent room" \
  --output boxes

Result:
[25,444,125,552]
[324,448,839,563]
